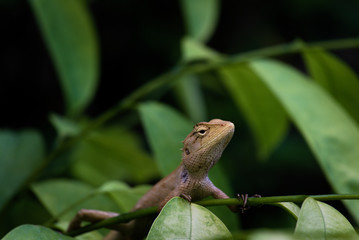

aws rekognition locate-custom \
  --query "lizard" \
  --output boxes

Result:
[67,119,237,240]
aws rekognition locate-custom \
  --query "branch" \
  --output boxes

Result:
[66,206,157,237]
[65,194,359,237]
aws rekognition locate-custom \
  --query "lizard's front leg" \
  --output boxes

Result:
[210,185,239,212]
[67,209,119,232]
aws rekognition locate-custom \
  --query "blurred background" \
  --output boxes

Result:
[1,0,359,237]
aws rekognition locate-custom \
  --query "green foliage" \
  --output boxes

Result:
[69,125,159,185]
[3,225,76,240]
[251,59,359,223]
[219,63,288,159]
[180,0,219,42]
[30,0,99,117]
[0,130,44,210]
[1,0,359,239]
[138,102,193,176]
[147,197,232,240]
[294,198,359,239]
[302,47,359,124]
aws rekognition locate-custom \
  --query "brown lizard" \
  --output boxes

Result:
[67,119,237,240]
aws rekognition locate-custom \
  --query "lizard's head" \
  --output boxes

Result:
[182,119,235,173]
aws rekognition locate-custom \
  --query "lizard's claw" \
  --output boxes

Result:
[237,194,261,213]
[180,193,192,202]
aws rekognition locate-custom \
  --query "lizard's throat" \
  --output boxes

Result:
[182,150,221,176]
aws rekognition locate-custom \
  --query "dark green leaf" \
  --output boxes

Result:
[181,37,222,62]
[138,102,193,176]
[294,198,358,239]
[174,75,207,123]
[180,0,219,42]
[98,181,151,212]
[70,125,159,185]
[30,0,99,116]
[174,38,223,123]
[147,197,232,240]
[31,179,119,224]
[49,113,81,139]
[273,202,300,220]
[219,63,288,159]
[251,59,359,224]
[3,224,75,240]
[0,130,44,211]
[302,47,359,124]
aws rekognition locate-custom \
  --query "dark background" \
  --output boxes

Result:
[2,0,359,129]
[1,0,359,232]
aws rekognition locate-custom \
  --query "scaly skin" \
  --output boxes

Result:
[68,119,236,240]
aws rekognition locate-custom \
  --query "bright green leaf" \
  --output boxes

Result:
[147,197,232,240]
[3,224,75,240]
[70,125,159,186]
[180,0,219,42]
[219,63,288,159]
[294,198,358,239]
[138,101,239,230]
[0,130,44,211]
[250,59,359,224]
[302,47,359,124]
[30,0,99,116]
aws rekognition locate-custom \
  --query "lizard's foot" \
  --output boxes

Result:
[180,193,192,202]
[237,194,261,213]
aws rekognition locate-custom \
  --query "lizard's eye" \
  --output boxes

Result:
[198,129,207,135]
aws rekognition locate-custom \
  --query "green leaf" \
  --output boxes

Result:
[30,0,99,116]
[180,0,219,42]
[31,179,120,223]
[294,198,359,239]
[138,101,239,230]
[250,59,359,224]
[174,75,207,123]
[147,197,232,240]
[175,38,224,122]
[302,47,359,124]
[98,181,151,212]
[138,102,193,176]
[273,202,300,220]
[49,113,82,138]
[3,224,75,240]
[0,130,44,211]
[219,63,288,159]
[70,125,159,186]
[181,37,222,62]
[234,229,295,240]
